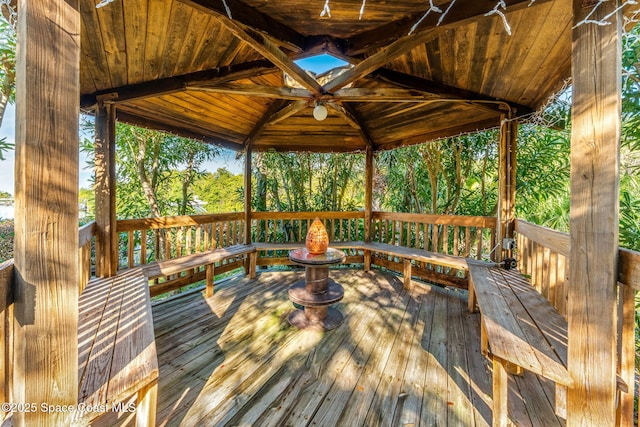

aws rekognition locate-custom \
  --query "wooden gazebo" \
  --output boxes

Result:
[3,0,640,425]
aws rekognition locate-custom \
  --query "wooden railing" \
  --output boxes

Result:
[0,259,13,420]
[372,212,497,259]
[251,211,364,244]
[371,212,497,288]
[514,219,640,426]
[78,221,97,294]
[117,213,245,269]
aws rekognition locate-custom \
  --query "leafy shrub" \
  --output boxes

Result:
[0,219,13,262]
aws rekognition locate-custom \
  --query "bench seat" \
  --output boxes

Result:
[77,268,158,426]
[253,241,468,289]
[143,244,257,297]
[467,263,572,427]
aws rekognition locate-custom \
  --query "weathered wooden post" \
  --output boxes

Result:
[95,103,118,277]
[13,0,80,425]
[567,0,621,424]
[496,115,517,263]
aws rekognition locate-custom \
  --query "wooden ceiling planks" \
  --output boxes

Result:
[78,0,622,153]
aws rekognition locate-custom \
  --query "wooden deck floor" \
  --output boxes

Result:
[152,268,564,427]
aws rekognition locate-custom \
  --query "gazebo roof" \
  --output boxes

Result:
[79,0,575,152]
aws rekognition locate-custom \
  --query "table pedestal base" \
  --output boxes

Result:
[287,307,344,331]
[287,248,346,332]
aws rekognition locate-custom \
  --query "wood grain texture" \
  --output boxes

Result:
[77,269,158,424]
[151,269,564,426]
[13,0,80,424]
[567,1,621,424]
[76,0,598,153]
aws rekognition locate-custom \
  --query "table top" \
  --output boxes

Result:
[288,247,346,265]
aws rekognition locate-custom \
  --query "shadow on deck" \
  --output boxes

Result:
[151,269,563,427]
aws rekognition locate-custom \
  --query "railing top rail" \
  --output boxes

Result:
[373,211,497,227]
[117,212,244,232]
[515,219,640,290]
[514,219,569,257]
[251,211,364,220]
[0,259,14,312]
[78,221,97,248]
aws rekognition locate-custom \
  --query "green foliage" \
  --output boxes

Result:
[0,190,10,198]
[81,121,219,219]
[254,152,364,212]
[376,131,499,216]
[0,219,12,262]
[193,168,244,213]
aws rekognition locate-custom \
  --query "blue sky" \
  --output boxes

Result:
[0,54,346,196]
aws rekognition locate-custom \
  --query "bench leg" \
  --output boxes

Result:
[249,252,257,279]
[493,358,509,427]
[555,384,567,419]
[403,259,412,289]
[468,277,476,312]
[136,380,157,427]
[206,264,215,297]
[481,317,489,356]
[364,250,371,272]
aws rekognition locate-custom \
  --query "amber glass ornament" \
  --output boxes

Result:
[305,218,329,254]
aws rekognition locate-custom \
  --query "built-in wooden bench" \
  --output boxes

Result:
[77,268,158,426]
[359,241,468,288]
[467,262,573,427]
[253,240,468,289]
[143,244,257,297]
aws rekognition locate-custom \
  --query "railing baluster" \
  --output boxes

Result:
[128,230,135,269]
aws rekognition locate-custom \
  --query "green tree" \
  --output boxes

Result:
[193,168,244,213]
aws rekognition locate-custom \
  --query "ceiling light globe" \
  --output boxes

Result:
[313,104,328,121]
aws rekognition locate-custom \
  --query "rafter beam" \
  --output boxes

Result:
[372,68,533,115]
[346,0,553,56]
[328,102,374,150]
[116,111,243,152]
[266,100,310,126]
[178,0,305,53]
[80,60,276,109]
[322,30,438,93]
[183,0,322,93]
[244,99,287,145]
[191,83,312,100]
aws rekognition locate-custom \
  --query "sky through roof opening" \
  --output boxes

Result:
[295,54,349,75]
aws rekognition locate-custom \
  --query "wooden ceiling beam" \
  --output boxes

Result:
[116,111,243,152]
[191,83,312,100]
[346,0,553,56]
[80,60,276,109]
[178,0,305,53]
[377,117,501,151]
[371,68,534,115]
[185,0,323,94]
[322,30,438,93]
[244,99,288,145]
[327,102,374,150]
[266,100,310,126]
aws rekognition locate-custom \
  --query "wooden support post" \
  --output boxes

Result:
[567,1,621,425]
[364,146,373,242]
[496,116,517,263]
[492,358,509,427]
[244,145,252,274]
[13,0,80,424]
[95,103,118,277]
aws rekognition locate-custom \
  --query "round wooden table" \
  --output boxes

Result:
[287,247,345,331]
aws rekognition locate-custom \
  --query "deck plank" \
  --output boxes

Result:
[152,268,564,427]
